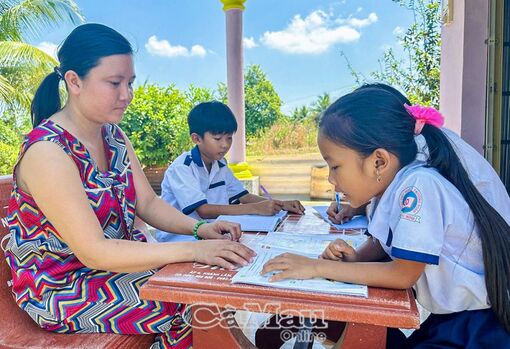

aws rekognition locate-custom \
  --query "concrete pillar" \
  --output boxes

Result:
[221,0,246,164]
[439,0,489,154]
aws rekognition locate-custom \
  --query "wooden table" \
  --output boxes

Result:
[140,211,420,349]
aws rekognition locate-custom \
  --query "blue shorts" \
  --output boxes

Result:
[387,308,510,349]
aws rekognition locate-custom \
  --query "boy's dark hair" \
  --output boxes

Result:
[319,83,510,333]
[31,23,133,127]
[188,101,238,137]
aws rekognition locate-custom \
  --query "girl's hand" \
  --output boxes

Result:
[261,253,318,282]
[193,240,256,270]
[326,201,358,224]
[321,239,357,262]
[252,200,284,215]
[197,221,242,241]
[281,200,305,215]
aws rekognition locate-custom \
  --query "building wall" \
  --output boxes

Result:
[440,0,489,154]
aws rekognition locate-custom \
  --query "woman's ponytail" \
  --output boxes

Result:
[30,70,61,127]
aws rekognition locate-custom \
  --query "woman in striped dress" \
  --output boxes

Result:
[4,23,254,349]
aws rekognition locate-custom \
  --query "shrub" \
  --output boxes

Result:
[247,117,319,156]
[0,111,30,175]
[121,84,190,167]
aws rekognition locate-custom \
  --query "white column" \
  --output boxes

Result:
[221,0,246,164]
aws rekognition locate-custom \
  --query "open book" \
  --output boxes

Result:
[216,210,287,232]
[313,206,368,230]
[234,232,368,297]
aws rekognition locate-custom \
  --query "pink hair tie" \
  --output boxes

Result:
[404,104,445,135]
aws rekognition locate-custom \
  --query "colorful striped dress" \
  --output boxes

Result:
[4,119,192,348]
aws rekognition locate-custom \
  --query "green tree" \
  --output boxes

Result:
[218,64,283,137]
[0,0,83,112]
[121,84,191,167]
[311,92,331,115]
[290,92,331,124]
[185,84,216,107]
[345,0,441,107]
[291,105,311,122]
[311,92,331,123]
[0,108,30,174]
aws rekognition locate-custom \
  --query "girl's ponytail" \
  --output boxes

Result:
[421,124,510,333]
[321,83,510,332]
[30,70,62,127]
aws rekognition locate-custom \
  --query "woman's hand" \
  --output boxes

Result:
[326,201,359,224]
[197,221,242,241]
[320,239,357,262]
[193,240,256,270]
[281,200,305,215]
[261,253,318,282]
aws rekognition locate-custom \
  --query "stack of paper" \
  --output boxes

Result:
[216,210,287,232]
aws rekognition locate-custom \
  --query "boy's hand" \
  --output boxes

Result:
[320,239,357,262]
[197,221,242,241]
[326,201,359,224]
[252,200,284,215]
[281,200,305,215]
[193,240,256,270]
[261,253,318,282]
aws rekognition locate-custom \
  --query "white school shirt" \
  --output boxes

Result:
[368,160,489,314]
[368,129,510,241]
[155,146,248,242]
[367,128,510,223]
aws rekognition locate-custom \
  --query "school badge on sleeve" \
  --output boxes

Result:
[399,186,423,222]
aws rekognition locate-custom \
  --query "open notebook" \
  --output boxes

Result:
[231,245,368,297]
[216,210,287,232]
[258,231,367,256]
[312,206,368,230]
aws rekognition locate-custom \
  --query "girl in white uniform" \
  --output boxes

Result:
[261,84,510,348]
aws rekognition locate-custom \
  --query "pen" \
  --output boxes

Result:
[335,192,341,213]
[260,185,273,200]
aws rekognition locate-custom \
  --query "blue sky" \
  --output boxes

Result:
[31,0,414,114]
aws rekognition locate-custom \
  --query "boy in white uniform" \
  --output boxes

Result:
[156,101,304,242]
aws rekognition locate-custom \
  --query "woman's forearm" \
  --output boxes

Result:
[137,195,197,235]
[82,238,196,273]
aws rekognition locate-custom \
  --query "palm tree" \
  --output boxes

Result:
[311,92,331,124]
[311,92,331,115]
[0,0,84,113]
[291,105,310,122]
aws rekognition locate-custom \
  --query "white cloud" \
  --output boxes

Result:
[145,36,207,58]
[357,7,363,13]
[393,26,404,36]
[190,45,206,57]
[37,41,58,60]
[261,10,362,54]
[341,12,378,28]
[243,37,258,49]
